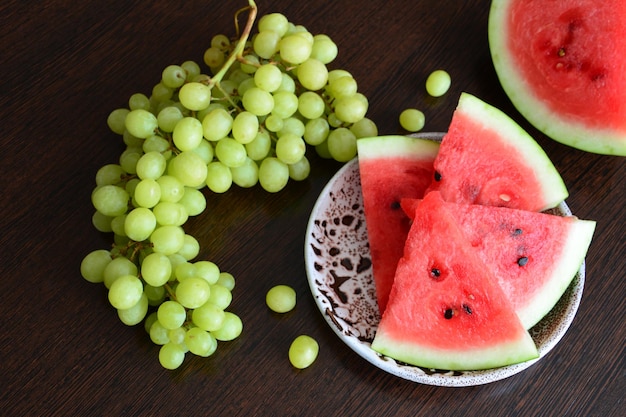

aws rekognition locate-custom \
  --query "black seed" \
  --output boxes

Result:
[434,171,442,182]
[513,228,523,236]
[430,268,441,278]
[390,201,401,210]
[517,256,529,267]
[444,308,454,319]
[463,304,472,315]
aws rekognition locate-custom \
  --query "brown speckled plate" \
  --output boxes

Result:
[304,132,584,387]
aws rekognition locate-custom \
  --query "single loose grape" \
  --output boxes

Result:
[288,335,319,369]
[399,108,426,132]
[266,285,296,313]
[425,69,451,97]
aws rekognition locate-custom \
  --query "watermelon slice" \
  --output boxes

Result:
[401,192,595,329]
[489,0,626,156]
[425,93,569,212]
[356,135,439,313]
[371,191,539,371]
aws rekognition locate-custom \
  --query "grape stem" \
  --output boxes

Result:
[209,0,257,89]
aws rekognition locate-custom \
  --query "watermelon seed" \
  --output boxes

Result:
[430,268,441,279]
[444,308,454,319]
[517,256,529,267]
[462,304,472,315]
[499,193,511,202]
[390,201,401,210]
[434,171,441,181]
[513,228,523,236]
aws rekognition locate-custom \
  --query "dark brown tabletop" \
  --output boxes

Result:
[1,0,624,416]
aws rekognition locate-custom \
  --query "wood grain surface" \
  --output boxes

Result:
[1,0,623,416]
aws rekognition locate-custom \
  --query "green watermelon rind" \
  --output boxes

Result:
[455,92,570,211]
[357,134,440,161]
[488,0,626,156]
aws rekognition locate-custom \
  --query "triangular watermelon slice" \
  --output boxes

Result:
[401,192,595,329]
[371,191,539,371]
[426,93,569,212]
[356,135,439,313]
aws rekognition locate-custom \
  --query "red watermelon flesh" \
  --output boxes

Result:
[357,135,439,313]
[371,191,539,371]
[489,0,626,155]
[425,93,569,212]
[401,192,595,329]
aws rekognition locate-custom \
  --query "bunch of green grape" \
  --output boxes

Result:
[80,2,377,370]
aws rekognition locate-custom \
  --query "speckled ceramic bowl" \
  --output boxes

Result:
[304,132,584,387]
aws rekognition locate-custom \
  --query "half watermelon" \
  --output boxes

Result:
[356,135,439,313]
[425,93,569,212]
[371,191,539,371]
[489,0,626,156]
[401,192,595,329]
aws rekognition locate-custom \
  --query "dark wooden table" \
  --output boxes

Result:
[1,0,624,416]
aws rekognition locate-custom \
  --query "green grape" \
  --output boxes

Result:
[95,164,125,186]
[254,64,283,92]
[167,254,187,281]
[215,137,247,168]
[327,127,357,162]
[168,151,208,188]
[195,261,220,285]
[245,131,271,161]
[242,87,274,116]
[232,111,259,144]
[327,69,353,84]
[230,157,259,188]
[276,134,306,164]
[211,33,230,50]
[278,117,305,138]
[107,108,130,135]
[288,335,319,369]
[172,117,204,151]
[119,147,141,174]
[211,312,243,341]
[110,214,127,237]
[181,60,201,80]
[144,311,159,334]
[258,12,289,36]
[327,112,343,128]
[240,54,260,74]
[208,284,232,310]
[92,185,129,217]
[92,211,113,233]
[349,117,378,138]
[124,207,156,241]
[266,284,296,313]
[202,108,233,142]
[153,201,187,226]
[303,118,330,146]
[279,34,312,64]
[271,91,299,119]
[425,69,451,97]
[129,93,151,111]
[144,284,166,306]
[216,271,235,290]
[149,319,170,345]
[276,72,296,93]
[151,82,174,102]
[167,326,186,345]
[264,114,284,132]
[399,108,426,132]
[150,225,185,255]
[298,91,325,120]
[159,342,186,370]
[178,82,211,111]
[259,157,289,192]
[174,261,197,281]
[80,249,112,283]
[253,30,281,59]
[311,34,338,64]
[206,161,233,193]
[143,135,171,156]
[185,327,217,357]
[141,252,172,286]
[176,277,211,309]
[237,77,257,97]
[288,156,311,181]
[161,64,186,89]
[118,292,148,326]
[123,130,144,148]
[178,187,206,216]
[334,94,368,124]
[136,151,166,180]
[190,139,214,164]
[296,58,328,91]
[156,107,184,133]
[125,109,158,139]
[157,175,185,203]
[204,46,225,69]
[157,300,187,329]
[328,74,357,99]
[108,274,143,310]
[134,178,161,208]
[178,234,200,261]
